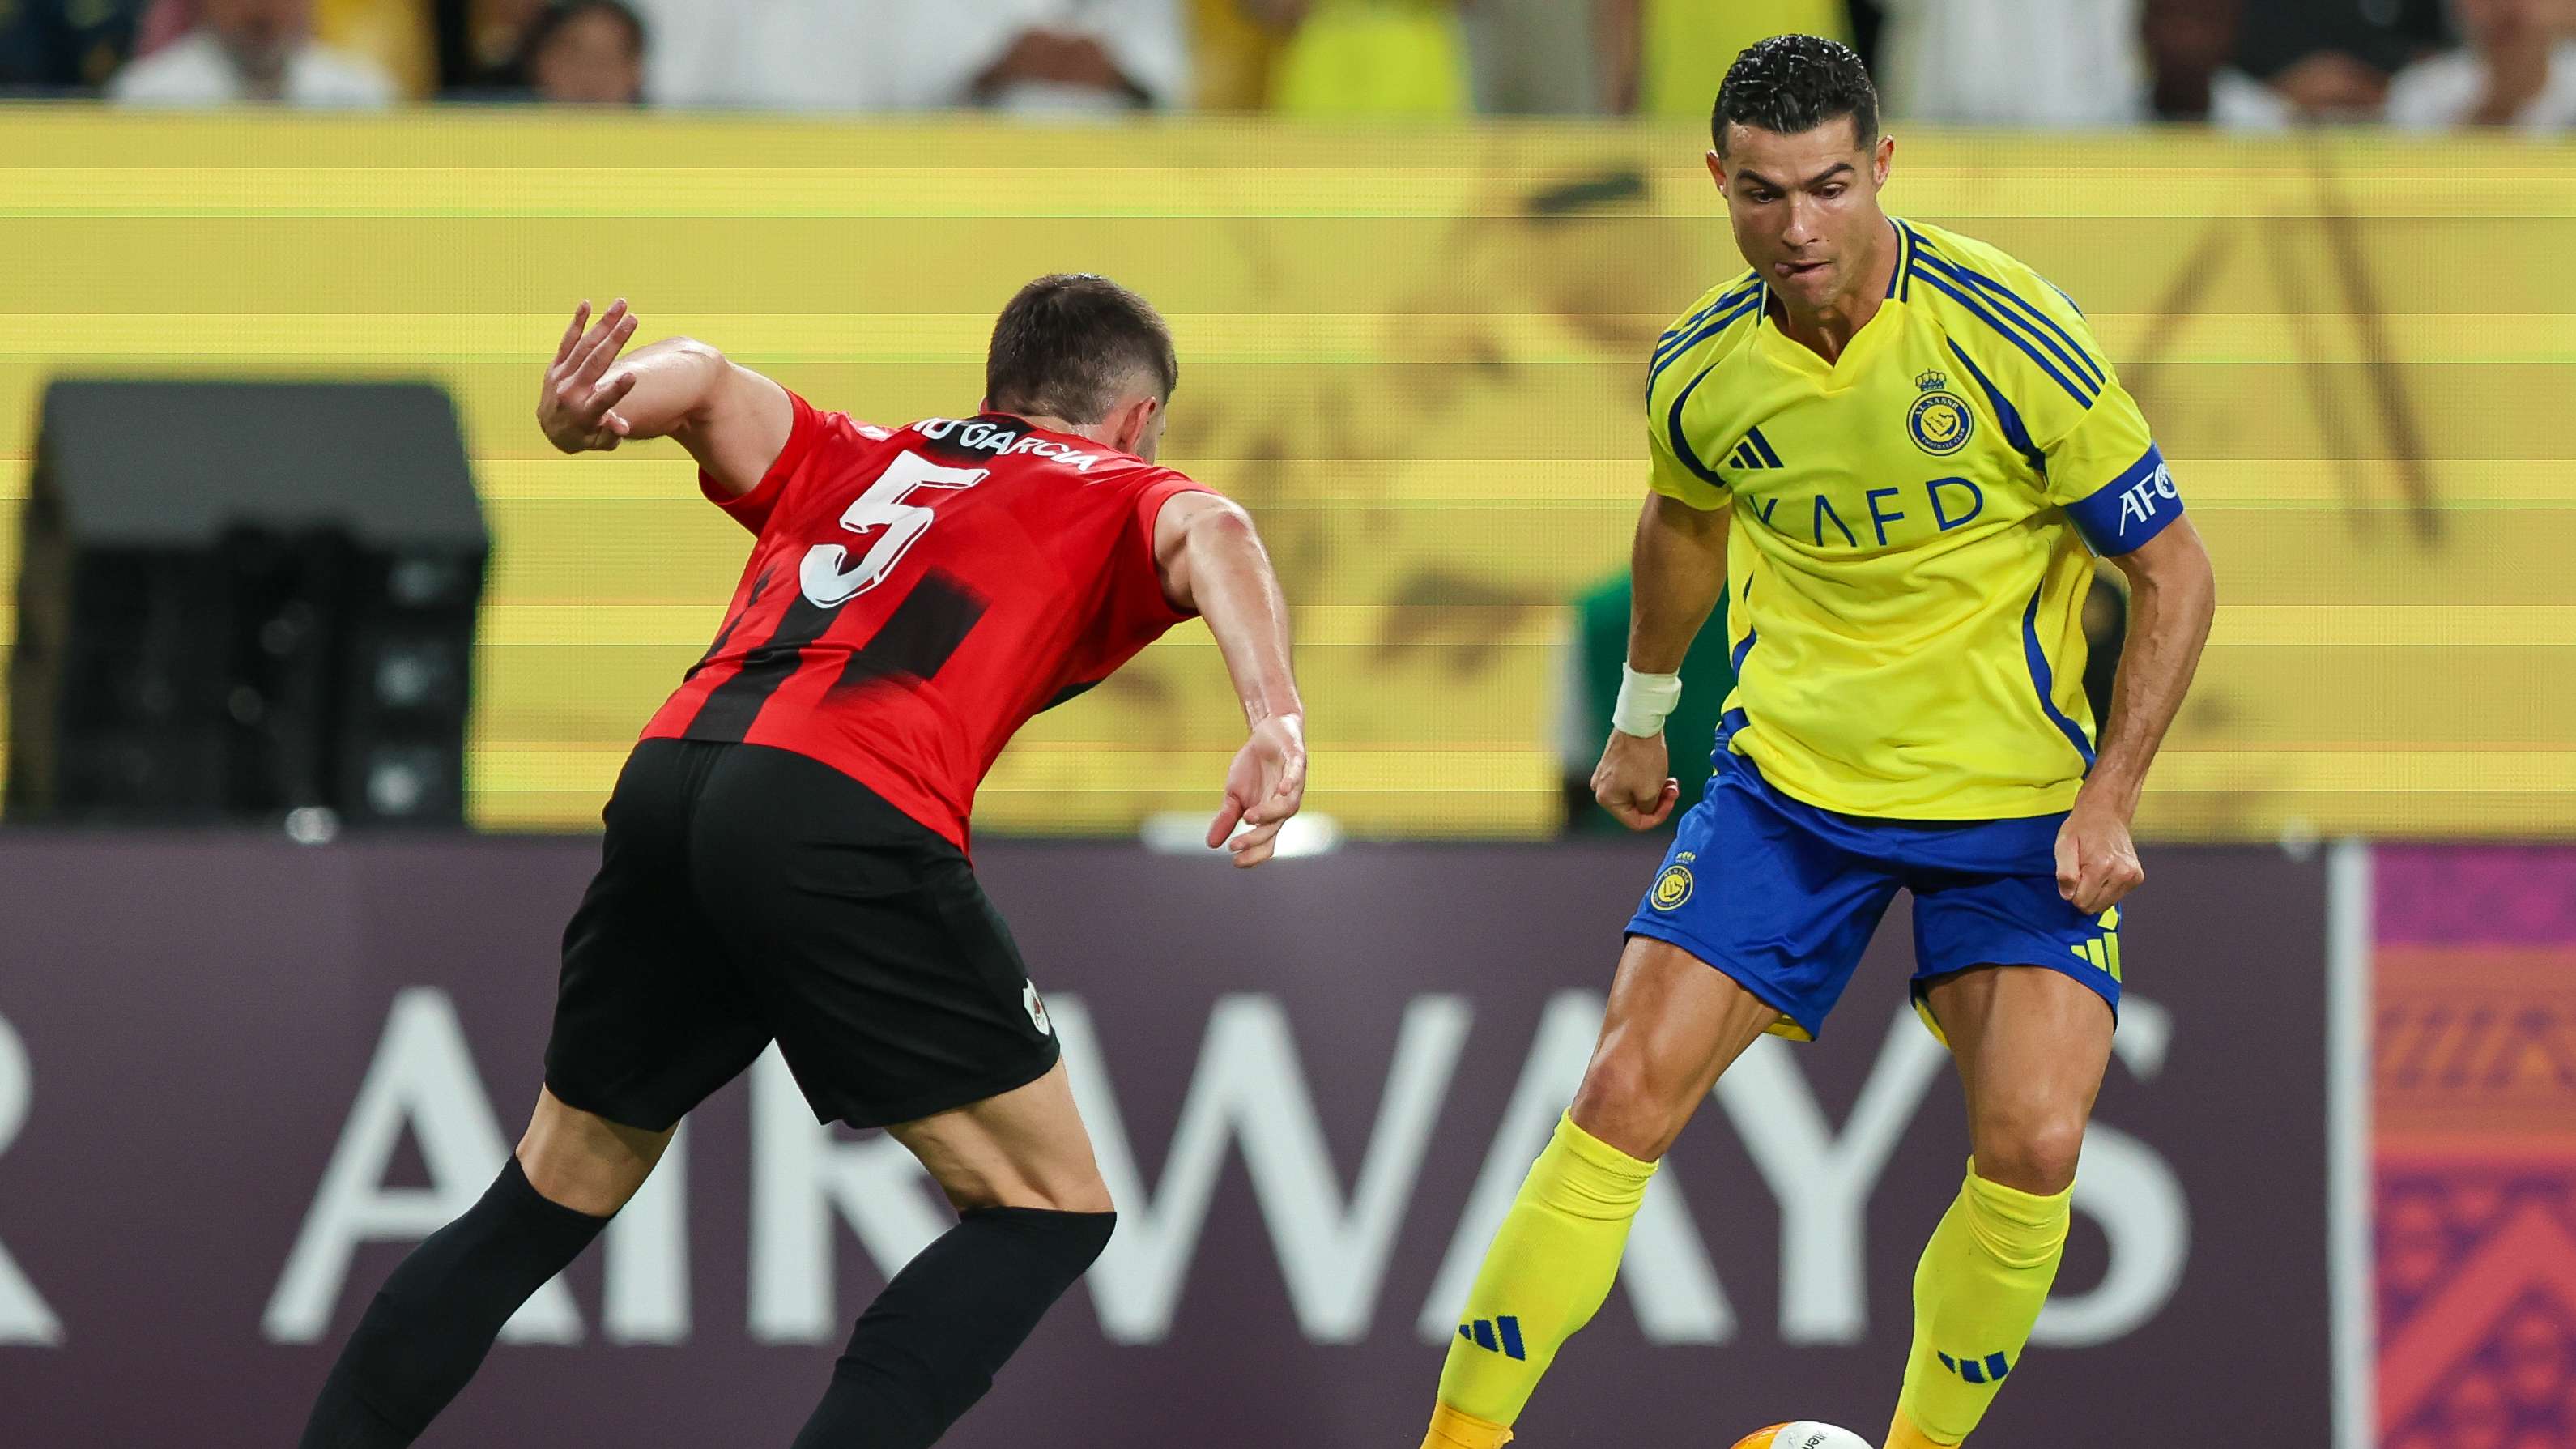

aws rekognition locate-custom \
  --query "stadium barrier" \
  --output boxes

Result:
[1,114,2570,840]
[0,835,2333,1443]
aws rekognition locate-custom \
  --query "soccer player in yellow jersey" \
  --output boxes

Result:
[1416,35,2217,1449]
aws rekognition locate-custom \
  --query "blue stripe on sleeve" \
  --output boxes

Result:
[1664,366,1731,488]
[1910,267,2097,409]
[1944,339,2046,475]
[1912,248,2107,393]
[1652,279,1761,367]
[1646,292,1762,399]
[2063,444,2183,556]
[2020,583,2097,769]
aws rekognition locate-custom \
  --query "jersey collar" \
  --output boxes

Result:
[1757,216,1910,386]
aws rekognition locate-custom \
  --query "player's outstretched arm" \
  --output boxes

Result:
[1152,492,1306,868]
[534,299,794,497]
[2055,516,2218,913]
[1593,492,1729,831]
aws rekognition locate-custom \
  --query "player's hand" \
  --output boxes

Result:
[2054,794,2145,915]
[1592,728,1680,832]
[539,299,641,454]
[1207,714,1306,868]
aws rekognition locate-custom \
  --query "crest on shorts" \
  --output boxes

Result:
[1651,863,1695,911]
[1023,982,1054,1037]
[1908,371,1974,457]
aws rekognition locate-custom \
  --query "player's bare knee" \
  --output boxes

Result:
[1569,1052,1686,1161]
[935,1161,1113,1216]
[513,1092,663,1217]
[1028,1170,1113,1216]
[1974,1112,2086,1196]
[513,1142,639,1217]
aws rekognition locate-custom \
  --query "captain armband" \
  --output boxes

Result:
[2065,444,2186,556]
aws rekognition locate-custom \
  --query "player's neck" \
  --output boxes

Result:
[996,410,1118,451]
[1769,215,1898,364]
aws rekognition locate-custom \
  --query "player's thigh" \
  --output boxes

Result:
[1910,865,2121,1144]
[544,740,775,1136]
[1624,756,1902,1046]
[1571,933,1790,1161]
[1923,965,2114,1194]
[516,1085,678,1217]
[886,1059,1112,1215]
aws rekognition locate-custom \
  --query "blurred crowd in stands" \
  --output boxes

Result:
[1,0,2569,130]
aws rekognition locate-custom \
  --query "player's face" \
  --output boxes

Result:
[1708,121,1895,313]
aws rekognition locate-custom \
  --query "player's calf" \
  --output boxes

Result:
[1420,940,1781,1448]
[297,1090,671,1447]
[1888,967,2110,1446]
[792,1063,1117,1449]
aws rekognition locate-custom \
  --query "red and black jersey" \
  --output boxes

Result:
[642,391,1211,851]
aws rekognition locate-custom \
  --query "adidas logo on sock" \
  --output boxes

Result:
[1456,1315,1526,1361]
[1937,1349,2012,1385]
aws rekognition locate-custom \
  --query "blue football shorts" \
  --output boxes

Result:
[1623,751,2124,1044]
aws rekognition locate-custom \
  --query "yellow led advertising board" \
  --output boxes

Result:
[2,113,2570,837]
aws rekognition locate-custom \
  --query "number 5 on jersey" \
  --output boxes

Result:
[801,450,989,608]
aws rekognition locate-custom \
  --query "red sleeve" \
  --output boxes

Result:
[1099,471,1216,637]
[700,389,826,535]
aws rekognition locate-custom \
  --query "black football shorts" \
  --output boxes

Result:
[543,739,1060,1131]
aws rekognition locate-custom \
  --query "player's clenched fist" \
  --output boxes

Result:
[1593,728,1681,832]
[2054,795,2147,914]
[539,299,642,454]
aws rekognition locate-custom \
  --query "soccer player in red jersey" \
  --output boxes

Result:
[298,275,1305,1449]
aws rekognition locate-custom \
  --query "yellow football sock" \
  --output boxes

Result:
[1884,1406,1952,1449]
[1419,1113,1658,1448]
[1889,1160,2073,1447]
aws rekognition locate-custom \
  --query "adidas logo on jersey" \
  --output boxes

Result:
[1456,1315,1526,1360]
[1726,426,1784,472]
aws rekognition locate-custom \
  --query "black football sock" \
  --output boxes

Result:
[791,1207,1117,1449]
[297,1157,610,1449]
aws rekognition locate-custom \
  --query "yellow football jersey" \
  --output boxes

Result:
[1645,219,2185,820]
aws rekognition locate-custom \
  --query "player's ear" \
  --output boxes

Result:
[1705,149,1726,192]
[1107,393,1160,457]
[1871,134,1895,188]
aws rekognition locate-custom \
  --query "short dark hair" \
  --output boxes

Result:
[984,275,1178,424]
[1711,34,1881,156]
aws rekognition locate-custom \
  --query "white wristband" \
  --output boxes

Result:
[1611,664,1684,738]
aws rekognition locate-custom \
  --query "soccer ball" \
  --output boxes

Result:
[1727,1425,1876,1449]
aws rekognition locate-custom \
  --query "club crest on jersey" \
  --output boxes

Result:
[1907,371,1974,457]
